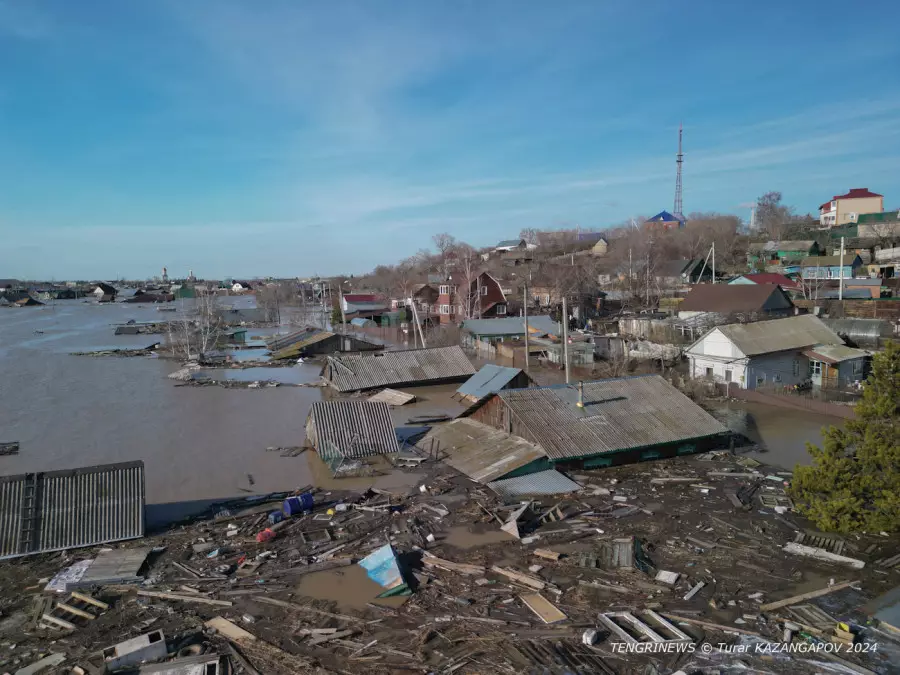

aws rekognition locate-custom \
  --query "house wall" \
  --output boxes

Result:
[745,351,809,389]
[837,196,883,225]
[688,355,748,387]
[801,264,860,280]
[835,358,867,386]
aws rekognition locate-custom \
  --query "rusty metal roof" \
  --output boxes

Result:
[712,314,844,357]
[418,418,547,483]
[496,376,727,460]
[324,346,476,392]
[306,401,400,459]
[678,284,791,314]
[0,461,145,560]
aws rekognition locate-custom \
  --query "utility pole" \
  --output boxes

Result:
[339,285,346,334]
[562,294,570,384]
[645,239,652,307]
[712,241,716,284]
[523,279,530,372]
[838,236,845,301]
[674,122,684,218]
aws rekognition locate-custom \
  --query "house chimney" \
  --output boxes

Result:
[576,380,584,408]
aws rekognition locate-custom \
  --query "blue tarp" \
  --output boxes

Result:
[358,544,410,597]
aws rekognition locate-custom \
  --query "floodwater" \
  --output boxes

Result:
[705,400,842,470]
[294,565,409,610]
[0,302,455,526]
[198,366,317,385]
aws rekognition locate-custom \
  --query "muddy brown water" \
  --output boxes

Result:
[0,302,455,525]
[294,565,409,610]
[0,302,841,526]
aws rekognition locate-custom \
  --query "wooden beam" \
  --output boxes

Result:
[136,590,232,607]
[760,580,857,612]
[69,592,109,610]
[56,603,96,620]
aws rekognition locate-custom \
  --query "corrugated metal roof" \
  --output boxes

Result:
[457,365,524,401]
[822,318,892,340]
[0,461,145,560]
[324,346,476,392]
[488,470,581,499]
[712,315,844,357]
[271,331,336,359]
[266,327,322,351]
[306,401,399,459]
[803,345,869,364]
[496,376,727,461]
[418,418,546,483]
[800,255,862,267]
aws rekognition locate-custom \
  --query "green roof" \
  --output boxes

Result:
[858,211,900,224]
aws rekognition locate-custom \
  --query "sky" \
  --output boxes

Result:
[1,0,899,280]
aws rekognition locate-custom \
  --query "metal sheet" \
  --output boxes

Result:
[456,364,523,401]
[496,375,727,461]
[0,461,145,560]
[488,470,581,499]
[324,346,476,392]
[358,544,410,597]
[419,418,546,484]
[306,401,399,459]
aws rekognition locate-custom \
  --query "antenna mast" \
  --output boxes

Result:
[674,122,684,217]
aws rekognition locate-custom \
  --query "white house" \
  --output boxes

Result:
[685,314,844,390]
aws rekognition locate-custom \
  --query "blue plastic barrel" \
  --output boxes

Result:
[283,492,314,516]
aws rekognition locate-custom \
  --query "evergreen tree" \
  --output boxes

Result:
[789,342,900,533]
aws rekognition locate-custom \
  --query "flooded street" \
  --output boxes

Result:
[705,400,841,470]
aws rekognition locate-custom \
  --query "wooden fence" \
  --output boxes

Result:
[719,383,857,419]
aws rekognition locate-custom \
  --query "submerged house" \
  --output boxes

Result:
[684,314,846,389]
[461,315,559,345]
[466,375,727,469]
[305,401,400,472]
[322,345,476,392]
[267,327,380,360]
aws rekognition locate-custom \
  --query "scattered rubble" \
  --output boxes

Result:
[0,452,898,674]
[70,343,161,357]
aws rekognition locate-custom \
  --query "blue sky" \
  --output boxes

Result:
[1,0,899,280]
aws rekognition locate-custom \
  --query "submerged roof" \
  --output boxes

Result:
[266,327,322,351]
[709,314,844,357]
[324,346,476,392]
[0,461,145,560]
[679,284,792,313]
[271,330,336,359]
[306,401,399,459]
[420,418,547,483]
[496,375,727,460]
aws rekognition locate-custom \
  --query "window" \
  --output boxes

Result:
[852,360,863,375]
[705,367,713,378]
[773,374,782,383]
[439,304,450,315]
[810,361,822,376]
[792,359,800,377]
[756,374,765,386]
[481,285,488,296]
[496,304,507,315]
[725,370,733,383]
[439,285,449,295]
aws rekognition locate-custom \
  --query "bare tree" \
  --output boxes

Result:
[432,233,457,277]
[519,227,539,246]
[167,294,224,360]
[756,192,793,241]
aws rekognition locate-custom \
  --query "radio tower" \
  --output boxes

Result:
[673,122,684,220]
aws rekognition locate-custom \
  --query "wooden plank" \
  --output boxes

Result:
[41,614,77,631]
[137,590,232,607]
[491,566,545,590]
[206,617,258,642]
[56,602,96,620]
[760,580,857,612]
[782,543,865,569]
[663,614,764,637]
[251,595,363,623]
[533,549,561,561]
[69,592,109,610]
[520,593,567,624]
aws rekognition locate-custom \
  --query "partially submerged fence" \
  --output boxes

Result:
[719,383,857,419]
